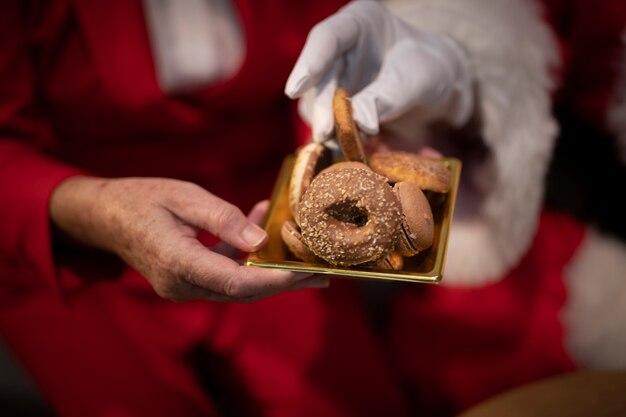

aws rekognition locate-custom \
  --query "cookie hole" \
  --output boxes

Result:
[325,201,368,227]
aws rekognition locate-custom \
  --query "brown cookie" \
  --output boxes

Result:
[373,251,405,271]
[369,151,451,193]
[317,161,371,176]
[280,219,321,263]
[299,166,401,266]
[393,181,434,256]
[289,142,332,224]
[333,88,367,163]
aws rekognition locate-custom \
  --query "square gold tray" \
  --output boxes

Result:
[246,155,461,283]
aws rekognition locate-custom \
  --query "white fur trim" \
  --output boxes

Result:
[562,229,626,369]
[384,0,560,286]
[607,29,626,166]
[142,0,244,93]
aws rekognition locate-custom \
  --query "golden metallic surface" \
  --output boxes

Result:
[246,155,461,284]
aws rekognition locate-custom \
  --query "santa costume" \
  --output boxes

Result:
[0,1,625,417]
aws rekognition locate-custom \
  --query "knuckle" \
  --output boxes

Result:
[152,259,194,301]
[154,248,176,273]
[222,267,252,299]
[211,201,243,230]
[222,276,243,298]
[152,280,180,301]
[181,181,207,198]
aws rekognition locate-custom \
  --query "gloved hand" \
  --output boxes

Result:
[285,0,474,143]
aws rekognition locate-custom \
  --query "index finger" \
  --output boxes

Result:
[285,10,359,98]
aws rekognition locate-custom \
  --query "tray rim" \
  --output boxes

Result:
[245,155,462,283]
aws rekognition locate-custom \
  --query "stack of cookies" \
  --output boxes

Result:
[281,89,451,270]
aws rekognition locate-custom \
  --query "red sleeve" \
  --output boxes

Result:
[0,2,85,295]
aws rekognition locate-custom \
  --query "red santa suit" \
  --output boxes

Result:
[543,0,626,370]
[1,1,416,417]
[2,1,626,417]
[361,0,626,415]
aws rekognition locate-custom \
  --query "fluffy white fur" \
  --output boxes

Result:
[383,0,560,286]
[607,30,626,166]
[562,229,626,369]
[143,0,244,93]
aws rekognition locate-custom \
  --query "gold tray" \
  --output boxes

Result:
[246,155,461,283]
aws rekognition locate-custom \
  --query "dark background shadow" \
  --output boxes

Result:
[0,339,55,417]
[545,106,626,241]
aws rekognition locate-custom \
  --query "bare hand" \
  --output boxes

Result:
[50,176,328,302]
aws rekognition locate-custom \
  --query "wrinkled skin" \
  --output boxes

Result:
[50,176,328,302]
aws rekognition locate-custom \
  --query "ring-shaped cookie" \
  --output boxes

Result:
[299,166,402,266]
[393,181,434,256]
[333,88,367,163]
[369,151,451,193]
[281,219,321,263]
[289,142,332,224]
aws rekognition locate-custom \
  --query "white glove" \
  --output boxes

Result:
[285,0,474,143]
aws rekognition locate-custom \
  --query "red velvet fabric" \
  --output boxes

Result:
[0,1,590,416]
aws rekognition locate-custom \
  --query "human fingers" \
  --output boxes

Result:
[212,200,269,258]
[246,199,270,226]
[167,185,268,253]
[172,240,327,302]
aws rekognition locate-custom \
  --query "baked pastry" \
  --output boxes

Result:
[280,219,321,263]
[393,181,434,256]
[369,151,451,193]
[281,92,446,271]
[333,88,367,163]
[289,142,332,224]
[299,165,401,266]
[373,251,405,271]
[317,160,371,176]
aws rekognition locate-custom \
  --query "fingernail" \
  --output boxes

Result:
[242,224,267,248]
